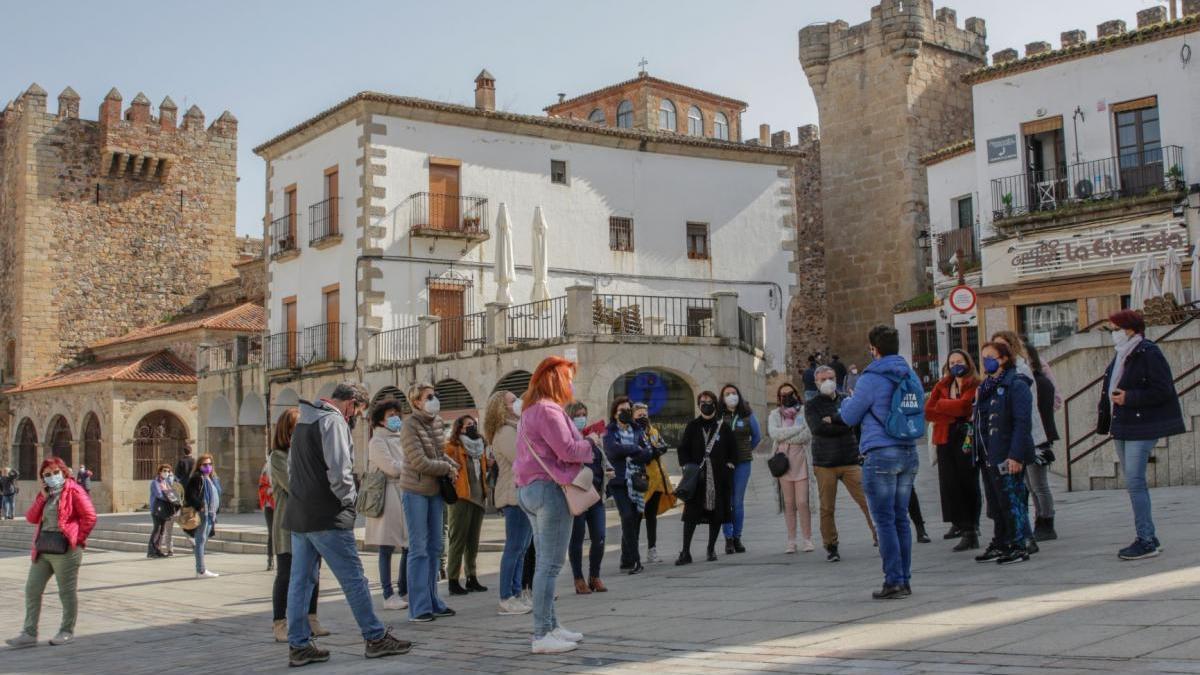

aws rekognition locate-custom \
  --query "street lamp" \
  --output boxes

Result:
[916,229,932,251]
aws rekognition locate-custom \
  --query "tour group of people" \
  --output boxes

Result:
[4,311,1187,667]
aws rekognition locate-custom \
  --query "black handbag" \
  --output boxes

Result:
[35,529,69,555]
[767,452,790,478]
[674,463,701,501]
[438,475,459,505]
[630,469,650,493]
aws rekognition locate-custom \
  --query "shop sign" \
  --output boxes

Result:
[1009,220,1187,278]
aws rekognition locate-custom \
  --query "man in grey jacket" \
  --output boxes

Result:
[283,382,411,667]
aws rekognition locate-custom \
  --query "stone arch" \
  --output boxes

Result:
[606,367,697,443]
[588,354,705,445]
[207,396,235,428]
[371,386,411,415]
[15,417,38,478]
[238,392,267,426]
[46,415,73,467]
[272,387,300,422]
[435,378,476,411]
[493,370,533,396]
[132,410,189,481]
[120,399,194,452]
[82,412,103,481]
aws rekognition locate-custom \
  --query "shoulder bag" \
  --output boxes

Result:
[177,505,201,533]
[522,431,600,517]
[356,469,388,517]
[767,452,790,478]
[675,426,720,500]
[35,529,69,555]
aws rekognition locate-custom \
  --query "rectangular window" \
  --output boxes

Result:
[284,185,298,243]
[954,195,973,229]
[609,216,634,252]
[324,166,339,235]
[550,160,568,185]
[323,284,340,360]
[686,222,709,260]
[1020,300,1079,348]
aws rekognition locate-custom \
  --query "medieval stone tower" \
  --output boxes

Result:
[800,0,986,359]
[0,84,240,387]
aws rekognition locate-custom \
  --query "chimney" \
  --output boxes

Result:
[1060,30,1087,49]
[759,123,770,146]
[770,129,792,149]
[474,69,495,112]
[992,48,1019,65]
[1097,20,1127,38]
[556,92,565,103]
[1137,6,1167,28]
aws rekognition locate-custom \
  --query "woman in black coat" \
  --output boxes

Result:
[1098,310,1185,561]
[675,390,736,565]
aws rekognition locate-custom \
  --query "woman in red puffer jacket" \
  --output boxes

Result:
[6,456,96,649]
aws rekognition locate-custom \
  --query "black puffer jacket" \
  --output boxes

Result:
[804,393,862,467]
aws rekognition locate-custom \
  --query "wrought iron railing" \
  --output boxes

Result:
[593,294,715,337]
[301,322,343,365]
[371,325,420,366]
[270,214,297,256]
[408,192,489,236]
[309,197,339,244]
[436,312,486,354]
[936,226,981,275]
[991,145,1184,220]
[265,331,299,370]
[737,307,760,350]
[504,297,568,343]
[198,336,262,375]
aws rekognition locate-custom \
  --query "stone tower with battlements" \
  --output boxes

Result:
[0,84,240,386]
[800,1,986,359]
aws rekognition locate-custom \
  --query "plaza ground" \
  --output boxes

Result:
[2,457,1200,674]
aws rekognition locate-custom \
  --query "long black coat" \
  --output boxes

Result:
[676,416,734,525]
[1097,338,1185,441]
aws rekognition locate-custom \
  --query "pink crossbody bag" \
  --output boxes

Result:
[521,428,601,517]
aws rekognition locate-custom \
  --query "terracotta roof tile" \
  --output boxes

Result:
[544,73,749,112]
[90,303,265,349]
[9,350,197,393]
[920,139,975,166]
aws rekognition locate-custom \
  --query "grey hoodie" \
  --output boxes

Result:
[282,399,357,532]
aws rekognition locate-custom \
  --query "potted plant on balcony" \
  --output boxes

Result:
[1001,192,1014,217]
[462,215,481,232]
[1167,164,1185,192]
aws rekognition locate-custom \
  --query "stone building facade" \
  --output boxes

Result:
[800,1,987,358]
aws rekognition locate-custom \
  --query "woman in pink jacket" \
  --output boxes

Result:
[6,456,96,649]
[514,356,597,655]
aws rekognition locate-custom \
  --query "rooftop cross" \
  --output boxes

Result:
[637,57,648,75]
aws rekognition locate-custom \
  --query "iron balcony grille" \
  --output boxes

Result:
[738,307,760,350]
[504,297,568,343]
[301,322,343,365]
[436,312,487,354]
[593,294,715,337]
[270,214,297,256]
[371,325,420,366]
[991,145,1185,221]
[936,226,982,276]
[409,193,489,236]
[265,331,299,370]
[197,336,263,375]
[309,197,339,244]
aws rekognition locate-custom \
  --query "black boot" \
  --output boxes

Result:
[1034,517,1058,541]
[725,539,735,555]
[732,537,746,553]
[942,525,963,540]
[915,523,931,544]
[465,576,487,593]
[706,547,718,562]
[675,551,693,566]
[448,579,469,596]
[952,530,979,552]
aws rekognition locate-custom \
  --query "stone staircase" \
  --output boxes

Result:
[0,516,269,555]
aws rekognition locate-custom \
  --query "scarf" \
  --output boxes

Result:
[202,475,219,516]
[778,406,804,453]
[617,425,646,513]
[1109,334,1142,410]
[701,424,720,511]
[462,436,485,459]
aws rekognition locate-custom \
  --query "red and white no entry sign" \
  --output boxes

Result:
[948,285,977,313]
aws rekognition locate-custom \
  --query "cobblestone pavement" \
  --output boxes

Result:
[3,463,1200,674]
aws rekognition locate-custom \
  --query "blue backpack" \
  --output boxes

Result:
[871,371,927,441]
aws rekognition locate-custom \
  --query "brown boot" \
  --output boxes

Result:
[588,577,607,593]
[272,619,287,643]
[574,578,592,595]
[308,614,331,637]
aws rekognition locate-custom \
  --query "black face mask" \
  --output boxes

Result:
[464,426,480,440]
[617,410,633,425]
[782,393,799,408]
[634,417,649,429]
[699,402,716,417]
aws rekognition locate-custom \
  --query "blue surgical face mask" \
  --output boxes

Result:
[43,473,65,490]
[982,357,1000,375]
[949,364,968,378]
[573,416,588,431]
[385,416,402,432]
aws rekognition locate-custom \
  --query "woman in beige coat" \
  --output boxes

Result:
[365,399,409,611]
[484,390,532,615]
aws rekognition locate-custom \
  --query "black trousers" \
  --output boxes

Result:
[273,552,319,621]
[522,541,536,590]
[611,487,643,567]
[263,507,274,560]
[682,521,721,554]
[936,442,982,530]
[908,490,925,528]
[644,493,662,549]
[149,515,168,555]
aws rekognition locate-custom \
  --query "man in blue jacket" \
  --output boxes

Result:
[838,325,922,600]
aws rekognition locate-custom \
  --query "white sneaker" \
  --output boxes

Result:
[48,631,72,646]
[531,633,577,654]
[646,547,661,564]
[196,570,219,578]
[552,625,583,643]
[802,539,815,552]
[520,589,533,607]
[383,595,408,610]
[6,632,37,648]
[498,597,531,616]
[785,540,797,554]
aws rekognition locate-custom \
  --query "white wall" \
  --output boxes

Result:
[927,152,979,286]
[973,33,1200,235]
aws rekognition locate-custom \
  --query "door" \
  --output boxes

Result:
[429,285,465,353]
[1116,100,1162,197]
[1022,117,1065,211]
[324,167,339,235]
[283,297,297,367]
[285,186,298,245]
[428,162,461,231]
[910,321,938,390]
[323,285,340,361]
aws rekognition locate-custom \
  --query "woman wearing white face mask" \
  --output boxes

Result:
[6,457,96,649]
[718,383,761,554]
[365,400,409,611]
[148,463,180,558]
[486,390,533,615]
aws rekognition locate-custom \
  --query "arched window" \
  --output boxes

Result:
[133,411,188,480]
[616,100,633,128]
[587,108,605,125]
[434,378,477,411]
[607,368,696,446]
[15,418,38,478]
[658,99,677,132]
[493,370,533,396]
[713,112,729,141]
[47,415,73,466]
[687,106,703,136]
[371,386,412,415]
[83,413,102,480]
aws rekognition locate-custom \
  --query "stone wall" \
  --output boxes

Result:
[785,126,827,379]
[0,84,240,383]
[799,0,986,358]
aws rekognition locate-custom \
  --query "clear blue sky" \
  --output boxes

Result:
[2,0,1144,236]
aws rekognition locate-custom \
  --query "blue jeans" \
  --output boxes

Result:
[1115,438,1158,542]
[403,492,447,619]
[378,545,407,599]
[861,446,919,587]
[193,512,214,574]
[723,461,753,540]
[1,494,14,519]
[499,506,533,600]
[518,479,573,639]
[287,529,385,647]
[569,501,606,580]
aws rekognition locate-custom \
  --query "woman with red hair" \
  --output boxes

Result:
[1098,309,1185,560]
[514,356,594,654]
[6,456,96,649]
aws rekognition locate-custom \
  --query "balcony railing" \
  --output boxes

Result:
[309,197,339,244]
[991,145,1185,221]
[265,331,299,370]
[593,294,715,337]
[436,312,486,354]
[301,322,343,365]
[371,325,420,366]
[737,307,760,350]
[408,193,489,237]
[198,336,262,375]
[504,297,568,343]
[270,214,298,256]
[936,226,981,276]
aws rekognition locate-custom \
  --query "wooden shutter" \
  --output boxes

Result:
[323,284,340,360]
[324,166,339,234]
